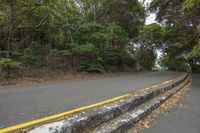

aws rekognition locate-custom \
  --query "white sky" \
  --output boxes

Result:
[139,0,156,24]
[146,14,156,25]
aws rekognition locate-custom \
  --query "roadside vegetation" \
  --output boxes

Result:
[0,0,199,81]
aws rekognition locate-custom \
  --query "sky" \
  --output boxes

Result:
[139,0,156,24]
[146,14,156,25]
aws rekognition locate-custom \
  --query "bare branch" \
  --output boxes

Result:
[15,12,50,30]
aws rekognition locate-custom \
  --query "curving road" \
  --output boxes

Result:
[144,74,200,133]
[0,71,180,129]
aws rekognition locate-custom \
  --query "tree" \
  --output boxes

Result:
[135,47,157,70]
[0,0,146,77]
[97,0,145,38]
[135,23,163,49]
[134,23,164,70]
[149,0,200,71]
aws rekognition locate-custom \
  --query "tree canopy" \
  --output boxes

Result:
[0,0,200,78]
[149,0,200,72]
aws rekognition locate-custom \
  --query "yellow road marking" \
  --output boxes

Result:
[162,79,174,85]
[151,84,159,88]
[0,76,177,133]
[0,94,132,133]
[142,88,150,91]
[138,79,175,93]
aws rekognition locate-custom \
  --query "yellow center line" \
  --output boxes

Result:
[138,79,175,93]
[0,76,178,133]
[0,94,132,133]
[162,79,174,84]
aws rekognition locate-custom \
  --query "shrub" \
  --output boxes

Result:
[0,11,7,25]
[120,51,136,67]
[100,49,120,65]
[188,42,200,59]
[74,22,106,46]
[50,49,71,60]
[100,49,136,70]
[160,55,190,72]
[72,43,95,55]
[135,47,156,70]
[21,42,50,66]
[21,55,38,66]
[79,62,105,73]
[105,24,128,48]
[0,58,21,78]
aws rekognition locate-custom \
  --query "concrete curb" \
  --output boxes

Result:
[93,97,166,133]
[93,76,190,133]
[29,73,188,133]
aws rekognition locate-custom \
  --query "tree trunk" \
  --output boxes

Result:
[6,24,12,57]
[6,0,14,58]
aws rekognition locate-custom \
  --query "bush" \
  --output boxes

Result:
[50,49,71,60]
[160,55,190,72]
[188,42,200,59]
[120,51,136,68]
[135,47,156,70]
[74,22,106,45]
[0,58,21,78]
[21,42,50,66]
[105,24,128,48]
[0,58,21,70]
[101,49,120,65]
[0,11,7,25]
[21,55,38,66]
[100,49,136,71]
[79,62,105,73]
[72,43,95,55]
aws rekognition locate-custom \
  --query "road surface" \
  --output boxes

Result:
[0,71,179,128]
[144,74,200,133]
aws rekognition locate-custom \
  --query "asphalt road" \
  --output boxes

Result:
[0,71,179,128]
[144,74,200,133]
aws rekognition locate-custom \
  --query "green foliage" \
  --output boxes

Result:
[132,23,164,70]
[72,43,95,55]
[0,0,154,76]
[105,24,129,48]
[188,41,200,58]
[0,11,6,24]
[99,0,145,37]
[0,58,21,70]
[160,55,189,72]
[56,50,71,58]
[99,49,136,71]
[74,22,106,46]
[50,49,71,60]
[135,47,156,70]
[79,62,105,73]
[140,23,164,48]
[101,50,121,64]
[149,0,200,72]
[21,42,50,66]
[183,0,200,10]
[0,58,21,78]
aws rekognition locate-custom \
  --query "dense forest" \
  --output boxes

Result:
[0,0,199,79]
